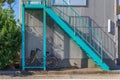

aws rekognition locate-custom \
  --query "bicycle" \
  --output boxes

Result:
[30,48,58,69]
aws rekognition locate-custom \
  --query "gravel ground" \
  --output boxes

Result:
[0,68,120,79]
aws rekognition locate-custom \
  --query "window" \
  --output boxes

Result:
[53,0,87,6]
[53,0,70,5]
[70,0,87,6]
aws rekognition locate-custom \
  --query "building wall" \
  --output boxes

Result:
[55,0,117,59]
[22,0,118,68]
[25,10,91,68]
[52,0,117,67]
[72,0,117,67]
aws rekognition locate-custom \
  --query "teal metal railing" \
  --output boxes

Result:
[22,0,116,62]
[46,0,104,61]
[22,0,104,61]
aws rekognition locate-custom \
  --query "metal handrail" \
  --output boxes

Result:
[21,0,109,61]
[45,0,104,61]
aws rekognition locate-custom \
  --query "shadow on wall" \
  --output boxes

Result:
[88,16,116,59]
[24,10,45,66]
[83,16,116,68]
[117,20,120,65]
[45,11,117,68]
[68,15,117,68]
[25,11,72,69]
[52,23,89,69]
[47,20,71,68]
[24,9,117,69]
[24,10,61,67]
[46,15,88,68]
[49,18,89,68]
[54,8,116,63]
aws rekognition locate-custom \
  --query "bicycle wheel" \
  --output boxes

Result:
[47,56,58,69]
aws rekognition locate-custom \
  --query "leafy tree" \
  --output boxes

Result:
[0,0,15,9]
[0,0,15,4]
[0,1,21,69]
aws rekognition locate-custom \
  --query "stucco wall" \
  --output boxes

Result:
[25,10,91,68]
[53,0,117,59]
[81,0,117,60]
[22,0,117,68]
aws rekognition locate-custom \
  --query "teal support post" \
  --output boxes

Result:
[43,7,46,70]
[22,5,25,71]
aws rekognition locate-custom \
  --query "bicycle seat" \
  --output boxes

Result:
[30,50,36,58]
[36,48,41,52]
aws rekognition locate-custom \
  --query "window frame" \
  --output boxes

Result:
[52,0,87,7]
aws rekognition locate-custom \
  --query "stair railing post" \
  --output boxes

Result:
[74,13,76,36]
[43,5,47,71]
[101,40,103,63]
[22,4,25,71]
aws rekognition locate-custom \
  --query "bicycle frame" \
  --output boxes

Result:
[30,48,58,69]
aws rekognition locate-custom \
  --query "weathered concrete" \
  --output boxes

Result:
[0,68,120,79]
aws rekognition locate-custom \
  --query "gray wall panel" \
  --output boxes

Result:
[23,0,117,68]
[53,0,116,59]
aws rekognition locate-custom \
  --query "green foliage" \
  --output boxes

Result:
[0,0,15,8]
[0,0,15,4]
[0,5,21,69]
[0,0,5,4]
[7,0,15,5]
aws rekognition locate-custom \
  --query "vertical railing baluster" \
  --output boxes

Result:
[52,0,105,63]
[74,13,76,36]
[85,18,87,41]
[84,20,85,40]
[78,17,80,36]
[101,40,103,62]
[90,24,92,45]
[67,6,68,23]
